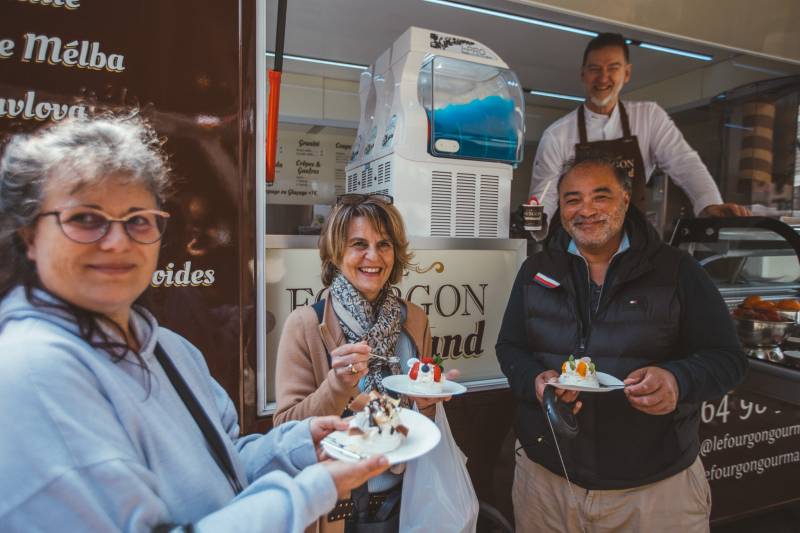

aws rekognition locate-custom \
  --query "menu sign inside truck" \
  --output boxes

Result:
[267,129,352,205]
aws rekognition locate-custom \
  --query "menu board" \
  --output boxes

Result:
[1,2,120,129]
[1,0,253,407]
[268,129,353,205]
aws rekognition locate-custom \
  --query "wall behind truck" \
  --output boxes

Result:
[0,0,259,426]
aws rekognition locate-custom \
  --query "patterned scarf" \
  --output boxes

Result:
[329,273,403,393]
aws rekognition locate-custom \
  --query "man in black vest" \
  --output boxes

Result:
[497,154,747,532]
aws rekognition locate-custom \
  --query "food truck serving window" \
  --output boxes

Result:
[418,56,524,164]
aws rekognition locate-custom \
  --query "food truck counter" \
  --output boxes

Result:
[740,359,800,406]
[671,216,800,523]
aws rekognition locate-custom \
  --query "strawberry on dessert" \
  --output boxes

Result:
[407,356,446,393]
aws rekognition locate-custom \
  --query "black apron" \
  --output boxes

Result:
[575,102,647,210]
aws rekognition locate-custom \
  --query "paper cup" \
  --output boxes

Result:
[522,204,544,231]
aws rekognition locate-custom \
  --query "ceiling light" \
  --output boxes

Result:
[723,123,753,131]
[731,61,787,76]
[424,0,597,37]
[637,43,712,61]
[266,52,368,71]
[529,90,584,102]
[425,0,712,61]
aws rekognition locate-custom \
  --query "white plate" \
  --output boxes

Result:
[548,371,625,393]
[381,374,467,398]
[320,408,441,465]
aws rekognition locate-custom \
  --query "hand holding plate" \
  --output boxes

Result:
[536,370,582,414]
[409,369,461,411]
[323,455,391,499]
[309,415,349,460]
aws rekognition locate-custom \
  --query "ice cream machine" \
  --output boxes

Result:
[345,27,525,238]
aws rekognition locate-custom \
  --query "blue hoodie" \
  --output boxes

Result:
[0,287,336,532]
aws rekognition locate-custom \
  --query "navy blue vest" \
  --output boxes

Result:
[517,210,699,489]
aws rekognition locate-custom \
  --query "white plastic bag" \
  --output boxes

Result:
[399,402,479,533]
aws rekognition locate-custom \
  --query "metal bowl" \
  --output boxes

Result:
[775,309,800,325]
[734,318,795,347]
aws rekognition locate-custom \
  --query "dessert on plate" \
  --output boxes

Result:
[345,390,409,454]
[407,356,446,393]
[559,355,600,388]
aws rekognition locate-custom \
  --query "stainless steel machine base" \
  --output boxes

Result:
[745,345,785,363]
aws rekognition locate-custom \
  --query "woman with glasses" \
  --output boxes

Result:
[273,194,458,533]
[0,115,389,532]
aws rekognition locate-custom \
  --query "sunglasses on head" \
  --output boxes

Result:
[335,193,393,206]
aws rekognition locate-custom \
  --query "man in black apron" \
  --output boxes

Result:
[529,33,749,237]
[575,101,647,210]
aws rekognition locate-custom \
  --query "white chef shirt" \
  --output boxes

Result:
[529,100,723,223]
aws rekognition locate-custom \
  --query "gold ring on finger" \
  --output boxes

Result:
[348,363,357,374]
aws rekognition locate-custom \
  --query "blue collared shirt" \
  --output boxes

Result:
[568,232,630,314]
[567,231,630,259]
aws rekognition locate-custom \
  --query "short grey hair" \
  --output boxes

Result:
[0,113,172,297]
[557,153,632,194]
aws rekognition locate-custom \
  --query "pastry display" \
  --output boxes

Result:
[344,390,408,455]
[407,356,446,393]
[776,299,800,311]
[732,296,799,322]
[558,355,600,388]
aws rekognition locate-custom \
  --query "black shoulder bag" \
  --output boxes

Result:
[153,343,244,495]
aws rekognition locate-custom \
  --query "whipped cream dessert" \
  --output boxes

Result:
[407,357,446,393]
[558,355,600,388]
[345,390,408,455]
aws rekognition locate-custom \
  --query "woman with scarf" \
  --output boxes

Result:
[274,194,454,533]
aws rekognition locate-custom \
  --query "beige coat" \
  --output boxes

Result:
[273,296,433,533]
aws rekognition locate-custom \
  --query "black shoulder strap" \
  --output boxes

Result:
[618,101,632,137]
[153,523,193,533]
[311,299,332,368]
[153,343,243,495]
[312,299,325,323]
[312,299,357,418]
[577,104,588,143]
